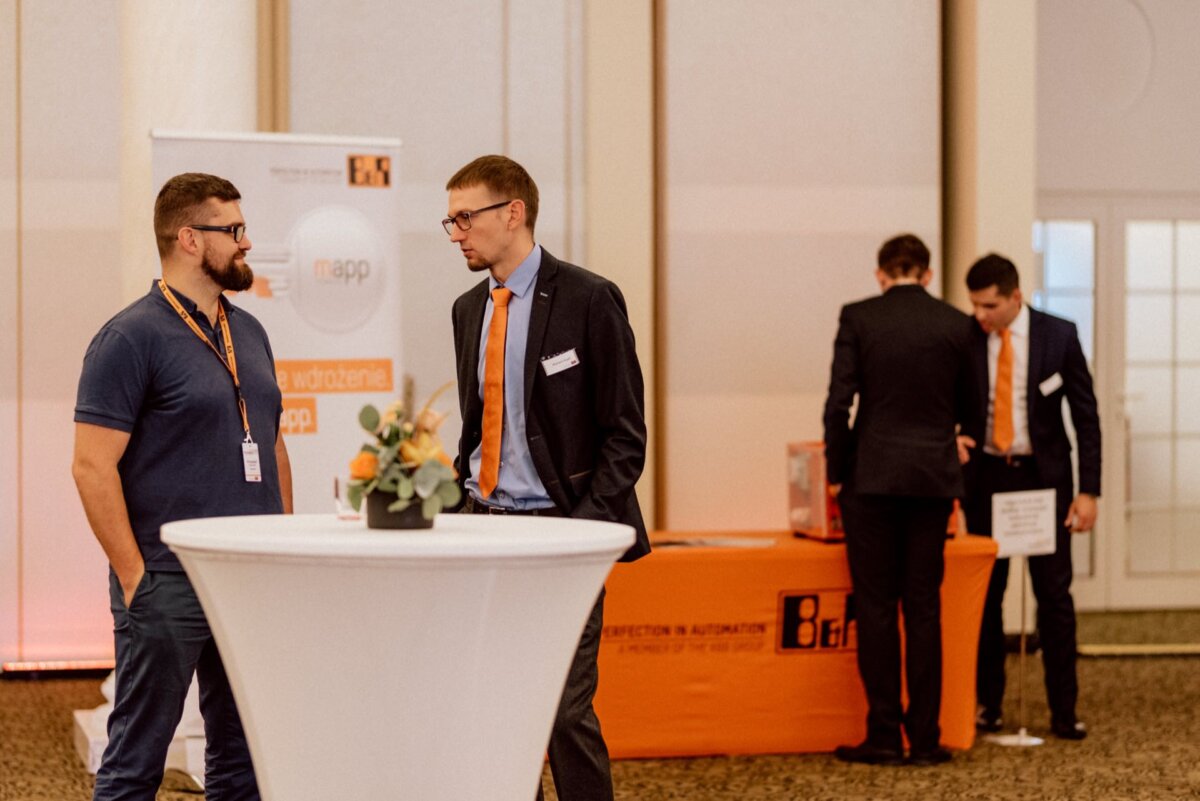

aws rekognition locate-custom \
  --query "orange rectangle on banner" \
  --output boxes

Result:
[275,359,394,394]
[280,397,318,435]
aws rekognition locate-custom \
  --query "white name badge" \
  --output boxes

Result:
[242,441,263,483]
[1039,372,1064,396]
[541,348,580,376]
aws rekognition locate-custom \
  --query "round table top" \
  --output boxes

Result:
[162,513,635,560]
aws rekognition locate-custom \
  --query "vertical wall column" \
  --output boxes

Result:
[583,0,657,526]
[944,0,1038,630]
[119,1,258,303]
[944,0,1037,306]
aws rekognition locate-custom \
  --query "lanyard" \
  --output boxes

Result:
[157,279,254,443]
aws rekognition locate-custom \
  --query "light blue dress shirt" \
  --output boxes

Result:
[466,244,555,510]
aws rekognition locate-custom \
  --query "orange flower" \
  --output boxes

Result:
[349,450,378,480]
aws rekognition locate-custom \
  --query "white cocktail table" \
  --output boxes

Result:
[162,513,633,801]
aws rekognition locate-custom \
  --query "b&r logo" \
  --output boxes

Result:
[777,590,857,653]
[348,155,391,187]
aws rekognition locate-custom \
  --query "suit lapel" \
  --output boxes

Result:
[973,327,990,424]
[461,280,490,415]
[1026,307,1045,421]
[524,249,558,411]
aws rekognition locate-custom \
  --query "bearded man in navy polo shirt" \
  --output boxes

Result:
[73,172,293,801]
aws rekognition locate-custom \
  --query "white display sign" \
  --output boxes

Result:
[152,131,403,513]
[991,489,1057,558]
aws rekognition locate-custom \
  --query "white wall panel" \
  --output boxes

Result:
[1039,0,1200,193]
[14,2,122,661]
[1,0,19,660]
[290,0,585,456]
[661,0,941,529]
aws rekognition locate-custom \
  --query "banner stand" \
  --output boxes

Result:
[984,556,1044,748]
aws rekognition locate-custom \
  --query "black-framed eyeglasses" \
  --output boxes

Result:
[441,200,513,236]
[188,223,247,243]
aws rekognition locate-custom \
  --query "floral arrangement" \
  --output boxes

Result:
[347,382,461,520]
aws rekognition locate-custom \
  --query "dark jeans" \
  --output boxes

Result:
[535,590,613,801]
[840,492,951,753]
[964,455,1078,723]
[94,571,259,801]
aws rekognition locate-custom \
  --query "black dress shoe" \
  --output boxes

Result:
[908,746,953,766]
[975,707,1003,733]
[834,742,905,766]
[1051,718,1088,740]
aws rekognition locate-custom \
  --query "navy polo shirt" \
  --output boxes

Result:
[75,282,284,571]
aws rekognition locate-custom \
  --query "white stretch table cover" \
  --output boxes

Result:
[162,513,633,801]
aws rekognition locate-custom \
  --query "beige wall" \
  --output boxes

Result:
[1038,0,1200,195]
[659,0,942,530]
[4,0,124,661]
[1,0,19,658]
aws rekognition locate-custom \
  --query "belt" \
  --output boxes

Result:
[464,495,562,517]
[982,452,1036,468]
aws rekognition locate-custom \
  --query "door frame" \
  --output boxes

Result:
[1040,191,1200,609]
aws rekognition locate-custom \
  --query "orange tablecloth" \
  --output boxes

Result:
[595,531,997,757]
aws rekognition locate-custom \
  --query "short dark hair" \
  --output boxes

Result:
[154,173,241,258]
[446,155,539,232]
[966,253,1020,296]
[877,234,930,278]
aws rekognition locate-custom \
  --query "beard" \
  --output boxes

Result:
[202,250,255,292]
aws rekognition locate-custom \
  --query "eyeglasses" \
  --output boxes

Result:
[188,223,247,243]
[441,201,513,236]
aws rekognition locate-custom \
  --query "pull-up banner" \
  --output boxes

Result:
[152,131,404,513]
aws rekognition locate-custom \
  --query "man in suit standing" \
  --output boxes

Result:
[959,253,1100,740]
[445,155,649,800]
[823,234,973,766]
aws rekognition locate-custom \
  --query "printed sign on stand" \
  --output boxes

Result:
[991,488,1057,558]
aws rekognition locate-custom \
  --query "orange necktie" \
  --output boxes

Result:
[479,287,512,499]
[992,328,1014,453]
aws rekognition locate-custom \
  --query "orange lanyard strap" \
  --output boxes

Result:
[157,280,253,441]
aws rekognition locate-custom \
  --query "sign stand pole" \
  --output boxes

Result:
[985,556,1043,747]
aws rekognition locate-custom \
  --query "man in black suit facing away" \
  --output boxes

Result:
[959,254,1100,740]
[446,155,650,801]
[823,234,973,766]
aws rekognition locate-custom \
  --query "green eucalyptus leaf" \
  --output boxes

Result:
[413,461,443,498]
[387,497,413,512]
[347,483,364,512]
[398,474,415,499]
[421,494,443,519]
[378,474,398,492]
[359,405,380,433]
[435,481,462,507]
[360,444,380,455]
[378,445,398,469]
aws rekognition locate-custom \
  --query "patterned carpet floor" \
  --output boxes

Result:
[2,611,1198,800]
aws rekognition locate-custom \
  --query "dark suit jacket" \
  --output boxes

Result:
[451,248,650,562]
[963,306,1101,498]
[823,284,974,498]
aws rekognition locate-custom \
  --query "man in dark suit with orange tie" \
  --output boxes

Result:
[445,155,649,801]
[823,234,974,766]
[959,253,1101,740]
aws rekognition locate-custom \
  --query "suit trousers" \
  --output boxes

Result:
[963,454,1078,723]
[840,492,951,753]
[94,571,259,801]
[536,590,613,801]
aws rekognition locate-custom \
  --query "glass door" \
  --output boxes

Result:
[1120,217,1200,602]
